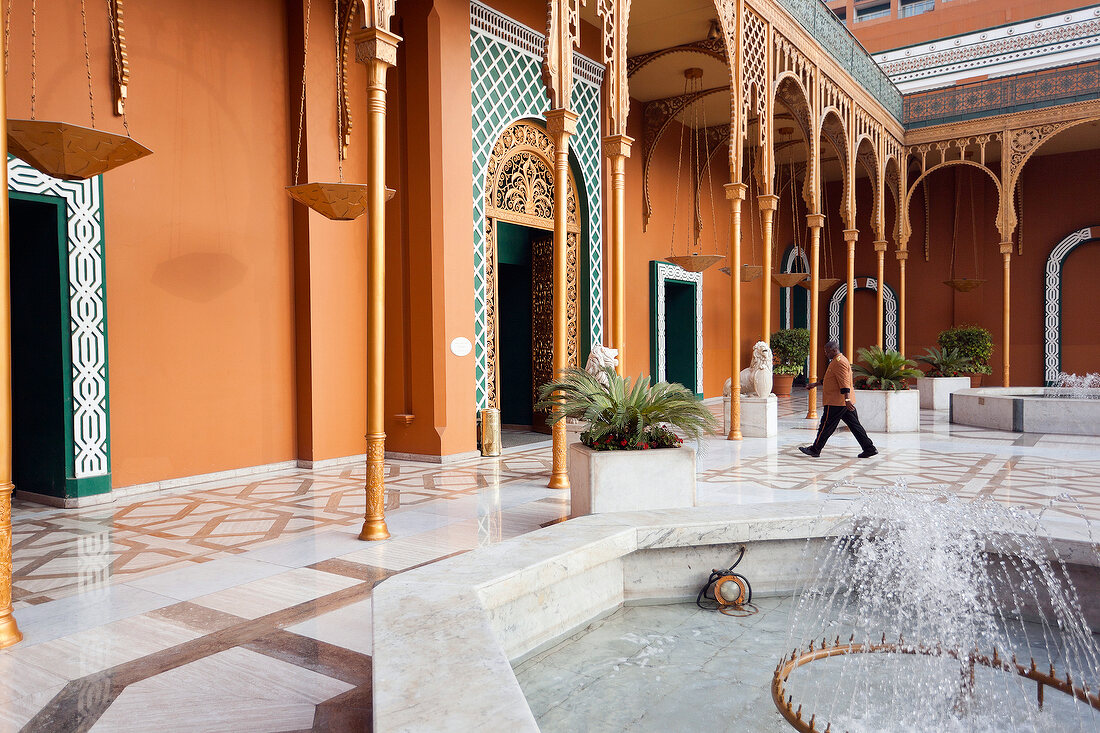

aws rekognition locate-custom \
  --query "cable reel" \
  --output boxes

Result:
[696,546,756,617]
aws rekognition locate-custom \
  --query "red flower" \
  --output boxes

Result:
[620,439,628,446]
[641,443,649,449]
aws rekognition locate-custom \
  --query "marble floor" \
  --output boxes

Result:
[2,391,1099,731]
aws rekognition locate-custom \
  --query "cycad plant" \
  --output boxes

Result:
[916,346,973,378]
[852,346,921,391]
[536,367,718,451]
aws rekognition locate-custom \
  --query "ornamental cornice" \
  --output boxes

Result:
[902,97,1100,145]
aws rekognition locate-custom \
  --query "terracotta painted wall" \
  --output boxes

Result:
[820,146,1100,385]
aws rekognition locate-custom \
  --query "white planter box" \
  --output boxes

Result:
[568,443,696,516]
[916,376,971,411]
[854,388,920,432]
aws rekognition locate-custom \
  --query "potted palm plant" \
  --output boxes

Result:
[915,346,974,410]
[769,328,810,397]
[937,326,993,387]
[537,367,719,516]
[852,346,923,432]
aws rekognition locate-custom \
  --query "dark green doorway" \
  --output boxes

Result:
[663,281,697,392]
[10,196,70,499]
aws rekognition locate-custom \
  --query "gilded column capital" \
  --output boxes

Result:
[896,249,909,261]
[999,242,1014,255]
[757,193,779,211]
[805,213,826,228]
[873,240,888,253]
[545,108,579,141]
[353,27,402,68]
[842,228,860,243]
[724,182,747,201]
[602,134,633,159]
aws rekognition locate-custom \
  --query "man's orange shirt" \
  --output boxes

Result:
[822,354,854,406]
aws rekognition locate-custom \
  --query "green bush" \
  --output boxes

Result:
[937,326,993,375]
[853,346,922,390]
[770,328,810,377]
[916,346,974,378]
[536,367,719,451]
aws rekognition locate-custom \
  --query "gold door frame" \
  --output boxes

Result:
[484,120,581,410]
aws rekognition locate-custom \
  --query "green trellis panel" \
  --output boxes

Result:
[470,1,603,410]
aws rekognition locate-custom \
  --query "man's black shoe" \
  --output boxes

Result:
[858,448,878,458]
[799,446,820,458]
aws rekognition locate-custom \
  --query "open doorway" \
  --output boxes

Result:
[9,196,69,498]
[649,261,702,397]
[663,281,696,390]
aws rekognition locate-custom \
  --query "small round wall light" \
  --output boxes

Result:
[450,337,473,357]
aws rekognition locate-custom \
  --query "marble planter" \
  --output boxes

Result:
[567,443,695,516]
[916,376,971,410]
[854,388,920,432]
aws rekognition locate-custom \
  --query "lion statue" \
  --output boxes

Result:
[723,341,773,397]
[585,343,619,388]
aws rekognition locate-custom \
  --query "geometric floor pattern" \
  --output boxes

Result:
[2,389,1098,731]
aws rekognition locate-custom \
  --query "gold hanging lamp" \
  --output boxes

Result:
[665,68,724,273]
[285,0,377,220]
[721,137,763,281]
[771,127,807,289]
[7,0,151,180]
[944,165,985,292]
[798,150,840,292]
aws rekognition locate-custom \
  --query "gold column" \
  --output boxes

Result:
[805,214,825,420]
[758,194,779,343]
[843,229,858,362]
[897,249,908,357]
[0,16,23,647]
[726,183,746,441]
[546,109,578,490]
[357,28,401,542]
[873,240,887,350]
[604,134,632,376]
[1000,242,1012,387]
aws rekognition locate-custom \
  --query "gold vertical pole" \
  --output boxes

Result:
[805,214,825,420]
[758,194,779,343]
[843,229,858,362]
[356,28,401,541]
[726,183,746,441]
[546,109,578,490]
[0,15,23,647]
[874,240,887,350]
[604,135,632,376]
[1000,242,1012,387]
[897,250,908,357]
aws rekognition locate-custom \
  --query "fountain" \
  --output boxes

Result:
[774,486,1100,732]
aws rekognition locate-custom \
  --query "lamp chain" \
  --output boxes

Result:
[80,0,95,128]
[334,0,343,183]
[292,0,312,185]
[30,0,36,119]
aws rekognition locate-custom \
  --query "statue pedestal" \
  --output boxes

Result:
[740,394,777,438]
[723,396,730,435]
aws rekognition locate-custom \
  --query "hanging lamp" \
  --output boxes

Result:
[285,0,382,220]
[7,0,151,180]
[798,149,840,292]
[665,68,724,273]
[943,166,985,292]
[771,128,808,288]
[721,135,763,282]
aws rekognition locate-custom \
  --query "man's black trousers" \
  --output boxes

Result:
[811,405,876,453]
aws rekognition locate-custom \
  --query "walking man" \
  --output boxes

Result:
[799,340,877,458]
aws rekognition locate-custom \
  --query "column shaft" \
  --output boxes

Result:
[1001,243,1012,387]
[806,214,825,420]
[759,195,779,343]
[726,183,746,441]
[843,229,858,362]
[605,136,632,375]
[898,251,908,357]
[874,241,887,350]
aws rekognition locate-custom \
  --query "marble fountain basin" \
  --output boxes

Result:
[369,502,1099,731]
[950,387,1100,435]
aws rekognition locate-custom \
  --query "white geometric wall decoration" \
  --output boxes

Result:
[470,0,604,410]
[7,155,110,478]
[827,277,899,353]
[1044,226,1095,385]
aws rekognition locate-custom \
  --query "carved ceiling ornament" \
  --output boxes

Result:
[627,39,727,78]
[336,0,359,157]
[108,0,129,116]
[713,0,742,178]
[596,0,631,136]
[543,0,583,110]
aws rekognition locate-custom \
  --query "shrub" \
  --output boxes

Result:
[536,367,718,451]
[770,328,810,377]
[853,346,922,391]
[916,346,974,378]
[937,326,993,375]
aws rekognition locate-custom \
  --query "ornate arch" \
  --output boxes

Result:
[827,277,899,353]
[779,244,810,331]
[903,159,1002,249]
[819,109,850,226]
[1043,226,1099,385]
[482,119,582,408]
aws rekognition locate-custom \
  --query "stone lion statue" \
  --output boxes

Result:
[585,343,619,388]
[723,341,773,397]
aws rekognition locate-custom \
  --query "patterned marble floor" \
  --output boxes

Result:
[2,391,1098,731]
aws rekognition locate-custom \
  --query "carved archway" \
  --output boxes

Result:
[1043,226,1100,385]
[483,119,582,409]
[828,277,899,353]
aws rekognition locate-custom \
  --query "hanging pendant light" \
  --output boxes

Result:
[944,165,985,292]
[285,0,371,221]
[7,0,151,180]
[798,147,839,292]
[665,68,724,274]
[772,128,806,288]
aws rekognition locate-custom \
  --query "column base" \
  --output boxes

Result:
[358,519,391,541]
[0,611,22,650]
